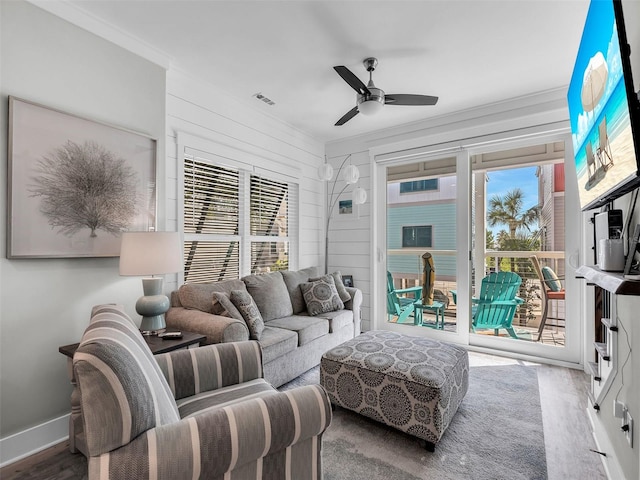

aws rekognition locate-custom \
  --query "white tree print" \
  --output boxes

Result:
[30,140,139,237]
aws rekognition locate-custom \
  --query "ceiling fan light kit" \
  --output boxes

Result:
[333,57,438,125]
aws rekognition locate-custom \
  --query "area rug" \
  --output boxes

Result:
[4,354,546,480]
[282,353,547,480]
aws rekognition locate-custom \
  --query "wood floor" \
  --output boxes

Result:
[1,354,606,480]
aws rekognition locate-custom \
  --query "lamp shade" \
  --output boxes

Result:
[119,232,183,276]
[342,164,360,184]
[353,186,367,205]
[317,163,334,181]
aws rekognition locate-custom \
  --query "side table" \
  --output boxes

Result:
[59,330,206,455]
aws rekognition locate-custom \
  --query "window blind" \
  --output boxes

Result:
[182,150,297,282]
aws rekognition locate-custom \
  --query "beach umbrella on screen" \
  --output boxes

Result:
[581,51,608,113]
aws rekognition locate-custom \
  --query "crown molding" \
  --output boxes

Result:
[26,0,172,69]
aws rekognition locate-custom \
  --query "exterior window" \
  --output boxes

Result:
[402,225,433,248]
[183,154,294,283]
[399,179,438,193]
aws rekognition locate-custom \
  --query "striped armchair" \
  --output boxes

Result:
[74,305,332,479]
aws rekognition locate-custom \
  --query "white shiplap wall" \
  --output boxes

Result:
[164,69,326,282]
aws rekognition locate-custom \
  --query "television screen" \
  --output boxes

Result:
[568,0,640,211]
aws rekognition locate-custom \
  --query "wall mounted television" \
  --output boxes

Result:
[568,0,640,212]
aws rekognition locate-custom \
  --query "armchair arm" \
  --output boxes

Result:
[166,307,249,344]
[155,341,263,400]
[88,385,332,480]
[394,285,423,297]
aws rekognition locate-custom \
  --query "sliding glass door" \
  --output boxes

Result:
[378,137,581,364]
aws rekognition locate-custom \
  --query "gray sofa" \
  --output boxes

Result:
[166,267,362,387]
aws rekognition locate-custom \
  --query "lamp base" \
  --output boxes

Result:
[136,278,170,335]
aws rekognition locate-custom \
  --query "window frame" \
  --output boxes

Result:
[177,136,299,284]
[401,225,434,248]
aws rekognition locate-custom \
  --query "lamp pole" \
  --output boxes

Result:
[323,154,355,274]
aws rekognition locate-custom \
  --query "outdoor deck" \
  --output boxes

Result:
[388,251,566,346]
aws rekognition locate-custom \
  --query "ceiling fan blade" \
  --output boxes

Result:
[334,66,371,96]
[335,106,359,126]
[385,94,439,106]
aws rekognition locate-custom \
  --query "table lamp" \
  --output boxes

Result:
[119,231,183,334]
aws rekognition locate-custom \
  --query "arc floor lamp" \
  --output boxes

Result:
[318,154,367,274]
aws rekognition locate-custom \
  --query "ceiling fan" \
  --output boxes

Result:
[333,57,438,126]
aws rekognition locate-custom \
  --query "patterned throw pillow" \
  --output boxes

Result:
[300,275,344,316]
[230,290,265,340]
[310,271,351,303]
[212,292,244,320]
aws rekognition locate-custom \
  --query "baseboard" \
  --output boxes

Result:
[587,407,626,480]
[0,414,69,468]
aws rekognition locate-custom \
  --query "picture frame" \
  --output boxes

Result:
[7,96,157,258]
[338,199,353,215]
[342,275,354,287]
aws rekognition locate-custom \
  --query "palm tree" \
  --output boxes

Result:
[487,188,539,239]
[487,188,540,272]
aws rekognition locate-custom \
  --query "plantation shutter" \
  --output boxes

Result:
[181,144,299,283]
[183,154,240,283]
[250,175,290,273]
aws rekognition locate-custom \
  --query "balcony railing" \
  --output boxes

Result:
[387,249,565,344]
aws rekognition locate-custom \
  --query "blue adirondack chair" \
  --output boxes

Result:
[386,271,422,324]
[472,271,524,339]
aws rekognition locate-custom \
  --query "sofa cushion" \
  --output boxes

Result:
[300,275,344,316]
[242,271,293,321]
[542,266,563,292]
[311,271,351,303]
[178,279,247,313]
[258,326,299,364]
[282,266,320,314]
[267,316,329,346]
[314,309,353,333]
[212,292,244,321]
[230,290,265,340]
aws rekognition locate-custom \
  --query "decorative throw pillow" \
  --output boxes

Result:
[230,290,265,340]
[212,292,244,321]
[282,266,320,314]
[241,271,293,321]
[300,275,344,316]
[541,266,563,292]
[311,271,351,303]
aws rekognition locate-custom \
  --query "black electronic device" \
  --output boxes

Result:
[567,0,640,212]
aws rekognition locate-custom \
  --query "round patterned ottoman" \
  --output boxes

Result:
[320,330,469,451]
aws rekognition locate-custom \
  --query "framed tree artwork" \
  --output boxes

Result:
[7,97,157,258]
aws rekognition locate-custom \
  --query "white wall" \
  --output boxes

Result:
[0,0,167,448]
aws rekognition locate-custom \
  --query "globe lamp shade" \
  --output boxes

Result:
[342,164,360,184]
[317,163,334,181]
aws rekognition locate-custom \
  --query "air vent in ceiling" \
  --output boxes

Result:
[253,92,275,106]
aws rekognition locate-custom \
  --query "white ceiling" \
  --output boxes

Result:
[62,0,590,143]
